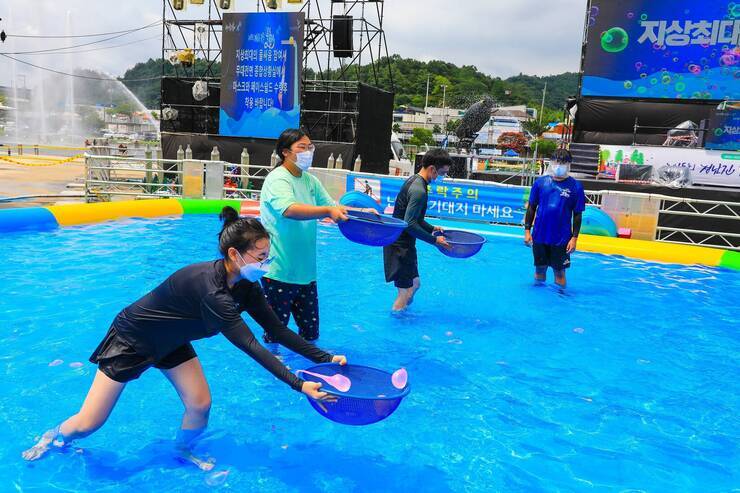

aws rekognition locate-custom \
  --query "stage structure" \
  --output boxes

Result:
[567,0,740,180]
[158,0,395,175]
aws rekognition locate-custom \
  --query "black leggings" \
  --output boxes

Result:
[260,277,320,342]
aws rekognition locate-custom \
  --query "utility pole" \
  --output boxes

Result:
[532,81,548,177]
[424,74,430,115]
[539,81,547,126]
[441,84,447,135]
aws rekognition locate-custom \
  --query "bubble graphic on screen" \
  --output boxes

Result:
[732,4,740,18]
[589,16,597,27]
[661,75,672,84]
[590,5,600,16]
[650,78,658,85]
[601,27,629,53]
[640,73,647,78]
[635,62,643,69]
[720,54,736,66]
[715,128,724,137]
[672,57,679,62]
[653,43,662,50]
[688,64,701,74]
[627,12,634,19]
[675,82,686,92]
[692,91,703,98]
[623,81,633,89]
[637,86,647,94]
[640,13,648,21]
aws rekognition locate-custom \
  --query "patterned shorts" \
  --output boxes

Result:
[261,277,320,342]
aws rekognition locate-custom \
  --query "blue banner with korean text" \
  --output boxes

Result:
[346,174,528,225]
[219,12,304,138]
[581,1,739,101]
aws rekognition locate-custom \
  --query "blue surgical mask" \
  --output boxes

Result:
[432,172,447,184]
[236,252,273,282]
[295,150,314,171]
[552,164,569,178]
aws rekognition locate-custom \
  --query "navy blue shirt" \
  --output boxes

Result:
[529,176,586,246]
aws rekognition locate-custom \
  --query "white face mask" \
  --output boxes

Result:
[295,150,314,171]
[552,164,569,178]
[236,251,272,282]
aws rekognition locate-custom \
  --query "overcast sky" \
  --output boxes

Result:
[0,0,586,88]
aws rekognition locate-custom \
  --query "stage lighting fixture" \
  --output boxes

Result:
[161,106,179,121]
[172,0,186,11]
[192,80,209,102]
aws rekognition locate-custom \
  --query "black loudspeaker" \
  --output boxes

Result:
[302,89,358,142]
[300,83,393,174]
[354,83,394,174]
[332,15,353,58]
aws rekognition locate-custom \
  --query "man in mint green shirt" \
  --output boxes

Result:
[259,129,348,342]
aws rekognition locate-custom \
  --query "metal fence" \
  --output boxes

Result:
[583,189,740,250]
[84,152,271,202]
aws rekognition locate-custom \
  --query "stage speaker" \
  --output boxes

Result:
[332,15,353,58]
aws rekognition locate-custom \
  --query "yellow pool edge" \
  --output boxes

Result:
[2,199,739,271]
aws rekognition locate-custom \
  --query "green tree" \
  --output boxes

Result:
[106,102,136,116]
[445,119,461,133]
[78,107,104,133]
[522,119,548,137]
[119,54,578,121]
[409,127,435,147]
[432,124,442,134]
[392,123,401,133]
[531,138,557,157]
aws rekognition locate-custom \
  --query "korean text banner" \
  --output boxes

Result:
[581,1,740,101]
[219,12,304,138]
[347,174,528,225]
[705,103,740,151]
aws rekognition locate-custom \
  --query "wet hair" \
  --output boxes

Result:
[275,128,309,166]
[218,206,270,257]
[551,148,573,163]
[421,148,453,170]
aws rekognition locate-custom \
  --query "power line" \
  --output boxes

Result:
[1,20,161,55]
[16,35,161,56]
[0,53,162,82]
[5,20,162,39]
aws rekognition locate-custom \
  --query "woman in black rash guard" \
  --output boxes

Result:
[22,206,346,468]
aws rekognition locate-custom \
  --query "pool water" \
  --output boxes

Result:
[0,216,738,492]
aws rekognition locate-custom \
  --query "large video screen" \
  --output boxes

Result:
[219,12,304,139]
[581,1,740,101]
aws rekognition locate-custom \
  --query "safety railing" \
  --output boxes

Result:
[84,153,270,202]
[582,189,740,250]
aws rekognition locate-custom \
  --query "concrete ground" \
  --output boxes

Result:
[0,155,86,209]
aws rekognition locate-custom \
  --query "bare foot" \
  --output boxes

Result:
[176,448,216,471]
[21,427,59,461]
